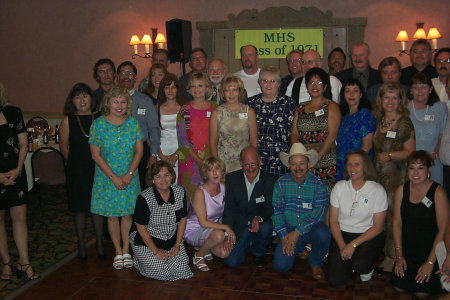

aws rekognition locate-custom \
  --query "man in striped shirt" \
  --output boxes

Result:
[272,143,330,280]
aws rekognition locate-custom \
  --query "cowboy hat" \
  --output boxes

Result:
[279,143,318,167]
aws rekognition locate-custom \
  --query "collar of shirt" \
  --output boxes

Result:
[153,186,175,205]
[129,89,136,96]
[244,170,260,201]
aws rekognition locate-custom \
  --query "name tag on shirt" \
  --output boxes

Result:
[302,203,312,209]
[424,114,435,121]
[315,109,325,117]
[386,131,397,138]
[255,195,265,203]
[239,113,248,119]
[422,196,433,208]
[206,111,211,118]
[359,196,369,205]
[137,108,146,115]
[256,87,262,94]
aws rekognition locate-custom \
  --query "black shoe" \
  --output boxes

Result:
[98,253,107,261]
[254,256,266,268]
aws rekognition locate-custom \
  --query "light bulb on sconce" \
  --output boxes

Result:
[129,28,166,59]
[395,22,443,56]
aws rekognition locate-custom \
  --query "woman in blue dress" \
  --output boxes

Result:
[336,78,375,181]
[89,86,143,270]
[407,73,447,185]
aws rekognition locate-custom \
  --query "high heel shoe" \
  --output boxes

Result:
[1,261,13,281]
[16,263,40,281]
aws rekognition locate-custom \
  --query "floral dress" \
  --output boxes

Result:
[216,104,251,173]
[89,116,143,217]
[177,102,216,202]
[247,94,296,178]
[336,108,375,181]
[296,99,337,189]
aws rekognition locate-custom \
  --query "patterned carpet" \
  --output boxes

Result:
[0,185,94,299]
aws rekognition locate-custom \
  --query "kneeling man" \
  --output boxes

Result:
[222,146,276,267]
[272,143,330,279]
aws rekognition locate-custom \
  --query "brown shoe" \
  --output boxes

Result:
[298,249,309,260]
[312,267,324,280]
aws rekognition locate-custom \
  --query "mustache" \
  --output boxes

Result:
[440,67,448,70]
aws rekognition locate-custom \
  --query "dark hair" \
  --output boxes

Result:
[143,63,167,98]
[117,61,137,75]
[147,160,176,187]
[407,150,434,168]
[378,56,402,72]
[343,150,378,181]
[156,73,185,128]
[410,39,432,52]
[64,83,94,115]
[339,78,371,116]
[305,67,330,88]
[190,48,207,60]
[328,47,346,63]
[93,58,115,82]
[153,49,169,60]
[410,73,439,106]
[240,45,258,56]
[434,47,450,64]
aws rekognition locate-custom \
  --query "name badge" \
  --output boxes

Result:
[359,196,369,205]
[302,203,312,209]
[422,196,433,208]
[239,113,248,119]
[315,109,325,117]
[206,111,211,118]
[386,131,397,138]
[137,108,146,115]
[256,87,262,94]
[255,195,265,203]
[424,114,435,121]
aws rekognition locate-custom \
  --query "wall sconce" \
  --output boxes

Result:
[395,23,442,56]
[129,28,166,59]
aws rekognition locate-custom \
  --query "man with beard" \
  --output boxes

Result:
[92,58,115,110]
[400,39,438,86]
[207,58,226,105]
[431,48,450,109]
[138,49,169,92]
[285,50,342,103]
[272,143,330,279]
[328,47,346,76]
[235,45,261,98]
[335,42,381,91]
[280,49,303,95]
[180,48,207,101]
[117,61,160,189]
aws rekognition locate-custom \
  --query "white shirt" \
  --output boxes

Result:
[285,75,342,104]
[432,77,449,111]
[234,68,261,98]
[330,180,387,233]
[439,117,450,166]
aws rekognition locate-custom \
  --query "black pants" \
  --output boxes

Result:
[138,142,150,191]
[326,230,385,287]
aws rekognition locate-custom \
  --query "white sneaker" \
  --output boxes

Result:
[360,269,374,282]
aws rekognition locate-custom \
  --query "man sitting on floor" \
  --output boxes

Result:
[272,143,330,279]
[222,146,275,268]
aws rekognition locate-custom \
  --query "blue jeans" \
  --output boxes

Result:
[224,221,273,268]
[273,222,330,272]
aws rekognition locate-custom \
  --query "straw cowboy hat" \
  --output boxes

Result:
[279,143,318,167]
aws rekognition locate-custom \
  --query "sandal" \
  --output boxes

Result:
[113,255,124,270]
[193,253,209,272]
[1,261,13,281]
[122,254,133,269]
[204,249,213,261]
[16,263,39,281]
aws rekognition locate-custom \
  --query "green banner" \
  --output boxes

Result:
[235,29,323,59]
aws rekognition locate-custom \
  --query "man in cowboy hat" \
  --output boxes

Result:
[272,143,331,279]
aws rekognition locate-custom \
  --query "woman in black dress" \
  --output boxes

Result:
[60,83,104,261]
[0,83,39,280]
[392,150,449,298]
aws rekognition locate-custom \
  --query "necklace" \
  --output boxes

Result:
[381,116,396,128]
[75,112,94,138]
[410,100,429,123]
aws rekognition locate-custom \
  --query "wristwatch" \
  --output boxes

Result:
[128,171,133,175]
[351,242,357,248]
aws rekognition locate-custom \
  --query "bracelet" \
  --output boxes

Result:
[428,260,434,265]
[395,246,402,250]
[128,171,133,175]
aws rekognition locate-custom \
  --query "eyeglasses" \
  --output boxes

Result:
[242,162,258,168]
[120,71,135,76]
[302,60,318,65]
[411,84,429,90]
[437,59,450,64]
[261,79,277,84]
[350,192,360,216]
[307,81,323,86]
[288,58,303,64]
